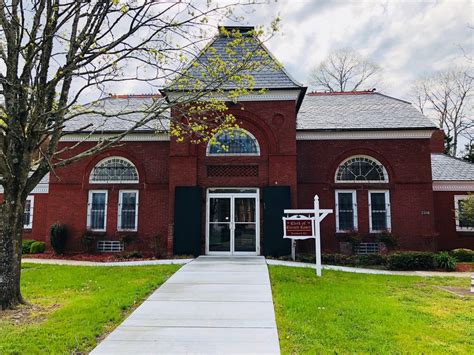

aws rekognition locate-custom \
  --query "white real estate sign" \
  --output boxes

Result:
[283,195,333,277]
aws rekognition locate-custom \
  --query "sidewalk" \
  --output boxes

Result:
[91,256,280,354]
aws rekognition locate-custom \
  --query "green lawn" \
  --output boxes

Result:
[0,263,180,354]
[270,266,473,354]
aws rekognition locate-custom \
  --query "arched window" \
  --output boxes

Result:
[207,128,260,156]
[90,157,139,183]
[335,156,388,183]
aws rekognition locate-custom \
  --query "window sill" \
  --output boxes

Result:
[456,229,474,236]
[23,228,32,232]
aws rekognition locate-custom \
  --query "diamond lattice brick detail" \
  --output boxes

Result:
[207,165,258,177]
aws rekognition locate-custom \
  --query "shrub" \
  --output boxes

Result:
[119,234,135,246]
[81,234,96,253]
[126,251,143,259]
[376,232,399,250]
[386,252,436,271]
[50,223,68,255]
[450,248,474,262]
[435,252,457,271]
[22,239,36,254]
[348,254,387,266]
[29,241,46,254]
[321,253,349,265]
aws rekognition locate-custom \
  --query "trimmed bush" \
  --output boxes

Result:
[435,252,457,271]
[322,253,349,265]
[386,252,436,271]
[348,254,386,266]
[29,241,46,254]
[376,233,399,250]
[50,223,68,255]
[450,248,474,262]
[22,239,36,255]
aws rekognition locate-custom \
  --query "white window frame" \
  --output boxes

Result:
[24,196,34,229]
[335,190,358,232]
[368,190,391,233]
[87,190,108,232]
[454,195,474,232]
[89,156,139,184]
[206,128,261,156]
[118,190,139,232]
[335,155,389,183]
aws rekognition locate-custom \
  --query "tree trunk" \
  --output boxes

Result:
[0,186,28,310]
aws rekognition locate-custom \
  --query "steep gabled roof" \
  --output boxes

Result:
[431,153,474,181]
[164,26,304,91]
[297,91,436,131]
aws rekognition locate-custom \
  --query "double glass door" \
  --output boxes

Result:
[207,189,259,255]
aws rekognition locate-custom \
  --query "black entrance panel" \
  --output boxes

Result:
[263,186,291,256]
[174,186,202,257]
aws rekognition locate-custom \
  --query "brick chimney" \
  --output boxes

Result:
[430,129,445,153]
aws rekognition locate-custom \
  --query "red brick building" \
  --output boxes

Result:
[3,27,473,256]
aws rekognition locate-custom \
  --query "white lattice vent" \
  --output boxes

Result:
[97,240,124,252]
[354,242,380,255]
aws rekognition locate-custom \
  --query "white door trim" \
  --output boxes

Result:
[206,188,260,256]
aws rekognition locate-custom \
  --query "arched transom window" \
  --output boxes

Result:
[90,157,139,183]
[207,128,260,156]
[336,156,388,183]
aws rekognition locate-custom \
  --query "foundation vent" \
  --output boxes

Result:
[97,240,124,252]
[207,165,258,177]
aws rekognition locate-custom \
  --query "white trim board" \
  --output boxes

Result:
[0,173,49,194]
[166,89,300,102]
[433,181,474,191]
[296,130,435,140]
[60,133,169,142]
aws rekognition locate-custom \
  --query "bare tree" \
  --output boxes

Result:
[412,69,473,156]
[0,0,278,309]
[310,48,381,92]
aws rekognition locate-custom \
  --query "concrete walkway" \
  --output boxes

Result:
[91,256,280,354]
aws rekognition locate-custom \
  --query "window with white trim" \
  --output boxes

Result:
[24,196,34,229]
[207,128,260,156]
[369,191,391,233]
[336,156,388,183]
[87,190,108,231]
[454,195,474,232]
[335,190,357,232]
[118,190,139,231]
[90,157,139,183]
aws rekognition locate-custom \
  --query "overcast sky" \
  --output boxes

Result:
[233,0,473,100]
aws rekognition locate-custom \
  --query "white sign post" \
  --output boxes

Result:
[282,195,333,277]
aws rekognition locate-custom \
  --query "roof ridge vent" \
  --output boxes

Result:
[307,89,376,96]
[108,93,161,99]
[219,26,255,36]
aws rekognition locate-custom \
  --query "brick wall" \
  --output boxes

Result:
[296,138,437,252]
[433,191,474,250]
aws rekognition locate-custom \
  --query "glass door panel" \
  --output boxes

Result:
[234,198,257,253]
[209,197,231,252]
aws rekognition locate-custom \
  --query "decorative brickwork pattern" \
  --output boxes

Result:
[207,165,258,177]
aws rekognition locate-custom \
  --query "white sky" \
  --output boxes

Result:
[231,0,473,100]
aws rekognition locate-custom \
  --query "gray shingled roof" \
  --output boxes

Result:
[65,96,169,133]
[165,27,303,91]
[431,153,474,181]
[297,92,436,130]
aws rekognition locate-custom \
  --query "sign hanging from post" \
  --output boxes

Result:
[282,195,333,277]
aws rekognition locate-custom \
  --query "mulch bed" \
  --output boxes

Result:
[455,263,474,272]
[24,252,157,262]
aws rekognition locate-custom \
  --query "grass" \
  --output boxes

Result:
[0,263,180,354]
[270,266,473,354]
